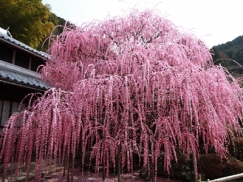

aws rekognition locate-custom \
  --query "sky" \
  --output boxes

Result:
[43,0,243,48]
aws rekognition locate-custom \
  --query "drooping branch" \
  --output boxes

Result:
[0,9,243,182]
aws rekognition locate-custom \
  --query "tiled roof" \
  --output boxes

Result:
[0,31,49,59]
[0,28,50,91]
[0,60,49,91]
[0,68,49,91]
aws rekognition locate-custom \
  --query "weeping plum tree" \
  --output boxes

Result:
[1,10,243,182]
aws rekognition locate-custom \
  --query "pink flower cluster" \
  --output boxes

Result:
[1,10,242,181]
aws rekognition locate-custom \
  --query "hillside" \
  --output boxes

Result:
[37,14,71,51]
[0,0,69,50]
[213,35,243,77]
[213,35,243,65]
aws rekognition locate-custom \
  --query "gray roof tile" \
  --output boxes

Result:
[0,69,49,90]
[0,31,49,59]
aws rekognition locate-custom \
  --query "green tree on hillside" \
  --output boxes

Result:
[215,36,243,65]
[37,14,71,51]
[0,0,55,48]
[211,47,221,62]
[211,47,229,68]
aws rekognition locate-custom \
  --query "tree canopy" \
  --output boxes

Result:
[1,10,243,182]
[214,35,243,65]
[0,0,55,48]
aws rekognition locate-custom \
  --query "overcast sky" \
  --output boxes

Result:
[43,0,243,48]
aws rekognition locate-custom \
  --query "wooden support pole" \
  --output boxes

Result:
[199,173,243,182]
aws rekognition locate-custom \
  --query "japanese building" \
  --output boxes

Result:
[0,27,49,132]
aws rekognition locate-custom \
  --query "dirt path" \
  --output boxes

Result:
[44,168,182,182]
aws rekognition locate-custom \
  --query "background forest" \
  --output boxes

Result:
[212,36,243,77]
[0,0,68,50]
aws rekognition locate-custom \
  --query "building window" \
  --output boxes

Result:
[0,99,26,132]
[31,57,44,72]
[15,51,30,69]
[0,44,13,63]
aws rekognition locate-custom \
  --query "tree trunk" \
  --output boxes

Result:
[67,155,70,182]
[151,162,155,182]
[117,145,121,182]
[63,155,66,177]
[67,152,74,182]
[102,141,106,181]
[102,155,106,181]
[192,152,198,182]
[71,153,74,182]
